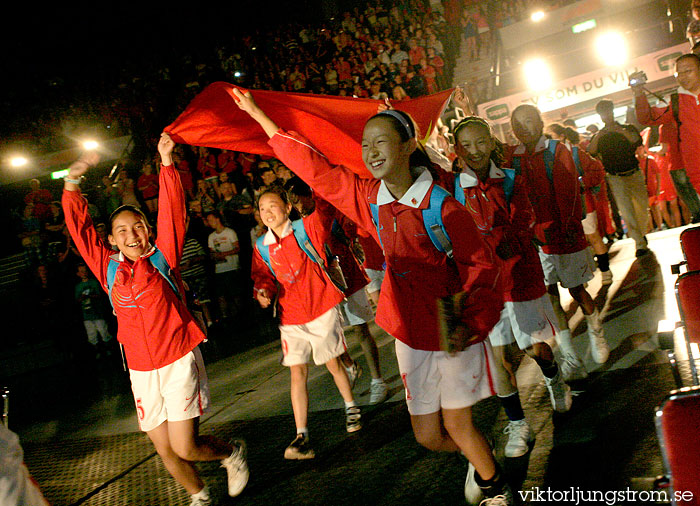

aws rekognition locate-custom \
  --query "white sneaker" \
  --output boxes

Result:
[601,270,613,285]
[588,327,609,364]
[479,493,512,506]
[344,361,362,389]
[190,495,212,506]
[190,486,212,506]
[369,380,388,404]
[544,371,572,413]
[559,353,588,381]
[221,440,249,497]
[464,462,484,505]
[503,419,533,458]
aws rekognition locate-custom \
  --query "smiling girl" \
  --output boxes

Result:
[234,89,512,504]
[61,134,248,506]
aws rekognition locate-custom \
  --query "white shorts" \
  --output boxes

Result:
[340,289,375,326]
[280,306,347,366]
[539,248,595,288]
[129,347,210,433]
[83,319,112,346]
[394,339,497,415]
[364,268,385,293]
[581,211,598,235]
[488,295,559,349]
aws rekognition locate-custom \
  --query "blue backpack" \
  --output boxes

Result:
[105,247,181,310]
[255,219,347,291]
[369,184,454,259]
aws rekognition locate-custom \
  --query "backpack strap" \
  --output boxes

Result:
[422,185,453,259]
[502,168,517,205]
[255,235,274,275]
[544,139,558,182]
[369,200,383,249]
[106,256,120,310]
[571,145,583,176]
[453,173,466,206]
[291,219,326,266]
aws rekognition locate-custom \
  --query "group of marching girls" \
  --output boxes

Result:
[60,83,611,505]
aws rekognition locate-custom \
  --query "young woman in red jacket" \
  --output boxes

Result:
[450,116,571,472]
[62,135,248,506]
[233,88,513,505]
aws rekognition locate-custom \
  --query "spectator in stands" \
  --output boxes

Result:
[18,203,44,266]
[206,211,242,322]
[44,201,66,264]
[24,179,52,222]
[137,161,159,216]
[75,263,113,359]
[196,179,218,214]
[180,218,215,328]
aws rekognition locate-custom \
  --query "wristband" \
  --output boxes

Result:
[64,176,83,185]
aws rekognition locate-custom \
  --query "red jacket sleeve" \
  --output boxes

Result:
[251,246,278,299]
[507,176,537,255]
[155,164,187,271]
[62,189,111,290]
[268,130,380,242]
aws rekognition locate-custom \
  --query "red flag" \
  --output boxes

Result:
[166,82,454,178]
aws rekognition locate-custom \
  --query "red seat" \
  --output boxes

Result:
[656,387,700,505]
[680,226,700,272]
[676,271,700,345]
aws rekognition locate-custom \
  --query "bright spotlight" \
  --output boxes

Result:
[596,32,628,66]
[10,156,28,168]
[83,140,99,150]
[531,11,545,22]
[523,58,552,91]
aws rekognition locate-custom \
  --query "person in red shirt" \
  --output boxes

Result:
[136,161,159,215]
[450,116,570,470]
[546,123,612,285]
[285,176,390,405]
[62,135,248,505]
[508,105,609,377]
[234,89,512,504]
[251,187,361,460]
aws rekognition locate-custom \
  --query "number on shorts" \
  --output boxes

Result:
[136,398,145,420]
[401,373,412,400]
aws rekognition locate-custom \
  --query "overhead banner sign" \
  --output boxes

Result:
[478,43,686,125]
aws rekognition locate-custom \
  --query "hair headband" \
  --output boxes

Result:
[377,110,415,138]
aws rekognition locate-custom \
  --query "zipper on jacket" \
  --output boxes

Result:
[393,216,397,232]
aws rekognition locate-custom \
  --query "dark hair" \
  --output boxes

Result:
[563,127,580,145]
[511,104,542,124]
[109,205,151,232]
[547,122,566,137]
[676,52,700,67]
[595,99,614,114]
[453,116,505,167]
[204,210,223,222]
[284,176,312,199]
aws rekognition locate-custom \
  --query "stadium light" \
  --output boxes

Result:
[531,11,545,22]
[10,156,28,168]
[596,31,628,66]
[82,140,99,150]
[523,58,552,91]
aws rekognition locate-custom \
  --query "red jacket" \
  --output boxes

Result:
[63,165,205,371]
[571,145,606,214]
[268,130,502,351]
[636,89,700,188]
[251,198,345,326]
[505,137,588,255]
[450,162,546,302]
[357,228,385,271]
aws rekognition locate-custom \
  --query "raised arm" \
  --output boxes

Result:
[154,133,187,268]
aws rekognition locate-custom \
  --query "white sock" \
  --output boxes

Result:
[191,486,210,501]
[371,378,385,385]
[585,308,603,333]
[555,329,577,357]
[297,427,308,437]
[344,400,356,409]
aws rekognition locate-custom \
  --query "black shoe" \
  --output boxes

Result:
[636,248,650,257]
[284,434,315,460]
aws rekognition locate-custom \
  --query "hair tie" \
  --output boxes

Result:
[377,110,414,138]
